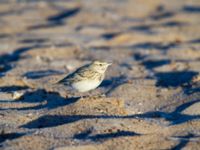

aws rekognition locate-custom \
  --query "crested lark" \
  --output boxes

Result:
[57,61,111,92]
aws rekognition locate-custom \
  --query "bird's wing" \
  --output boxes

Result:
[56,72,75,85]
[57,65,90,85]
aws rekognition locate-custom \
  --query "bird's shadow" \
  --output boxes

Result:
[100,75,128,95]
[0,89,79,111]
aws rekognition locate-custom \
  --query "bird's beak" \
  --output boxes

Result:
[107,63,112,66]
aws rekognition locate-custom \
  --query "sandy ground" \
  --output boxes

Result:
[0,0,200,149]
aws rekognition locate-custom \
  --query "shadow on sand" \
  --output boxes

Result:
[74,129,140,141]
[171,133,200,150]
[23,70,63,79]
[0,132,25,144]
[21,97,200,129]
[0,89,79,111]
[28,7,80,29]
[155,71,198,88]
[0,44,48,77]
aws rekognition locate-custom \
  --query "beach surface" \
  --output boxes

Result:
[0,0,200,149]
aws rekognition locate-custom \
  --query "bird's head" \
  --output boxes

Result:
[90,61,112,73]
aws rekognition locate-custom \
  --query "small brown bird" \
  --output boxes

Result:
[57,61,112,92]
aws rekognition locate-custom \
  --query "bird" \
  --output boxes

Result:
[56,61,112,92]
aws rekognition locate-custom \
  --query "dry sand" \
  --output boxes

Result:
[0,0,200,149]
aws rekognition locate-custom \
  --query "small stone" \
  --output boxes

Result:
[27,113,33,117]
[65,64,75,71]
[12,91,24,100]
[138,102,143,106]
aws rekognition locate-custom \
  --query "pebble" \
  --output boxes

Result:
[12,91,24,100]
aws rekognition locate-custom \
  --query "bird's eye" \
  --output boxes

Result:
[99,64,103,66]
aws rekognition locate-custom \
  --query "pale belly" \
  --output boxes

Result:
[71,80,102,92]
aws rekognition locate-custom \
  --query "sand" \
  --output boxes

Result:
[0,0,200,149]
